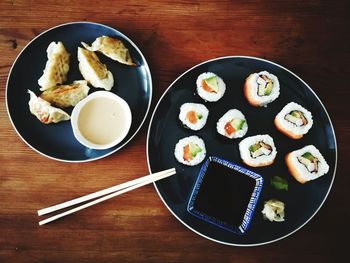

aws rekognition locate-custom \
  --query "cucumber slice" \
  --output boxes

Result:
[197,113,203,120]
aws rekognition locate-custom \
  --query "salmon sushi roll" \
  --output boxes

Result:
[179,103,209,131]
[244,71,280,107]
[216,109,248,139]
[196,72,226,102]
[174,136,206,166]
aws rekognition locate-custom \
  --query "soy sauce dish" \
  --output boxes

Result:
[71,91,132,150]
[187,156,263,235]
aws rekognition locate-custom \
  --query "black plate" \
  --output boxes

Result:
[6,22,152,162]
[147,56,337,246]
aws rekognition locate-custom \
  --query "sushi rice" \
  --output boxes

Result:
[216,109,248,139]
[196,72,226,102]
[285,145,329,184]
[274,102,313,139]
[179,103,209,131]
[174,136,206,166]
[244,71,280,107]
[239,134,277,167]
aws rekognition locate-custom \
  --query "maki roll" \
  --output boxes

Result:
[196,72,226,102]
[179,103,209,131]
[244,71,280,107]
[285,145,329,184]
[216,109,248,139]
[174,136,206,166]
[274,102,313,139]
[239,134,277,167]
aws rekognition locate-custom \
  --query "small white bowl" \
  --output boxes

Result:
[71,91,132,150]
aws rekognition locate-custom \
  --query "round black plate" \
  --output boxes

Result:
[147,56,337,246]
[6,22,152,162]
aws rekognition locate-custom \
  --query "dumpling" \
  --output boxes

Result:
[81,36,135,66]
[77,47,114,91]
[38,42,70,91]
[40,80,90,108]
[28,90,70,124]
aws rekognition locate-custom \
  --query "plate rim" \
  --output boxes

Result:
[146,55,337,246]
[6,21,153,163]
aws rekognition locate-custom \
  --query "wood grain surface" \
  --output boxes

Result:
[0,0,349,262]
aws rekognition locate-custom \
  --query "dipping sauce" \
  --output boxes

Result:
[77,97,127,145]
[193,162,256,227]
[71,91,132,150]
[187,157,263,234]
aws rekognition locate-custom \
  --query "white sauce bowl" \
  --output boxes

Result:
[71,91,132,150]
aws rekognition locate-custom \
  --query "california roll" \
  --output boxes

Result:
[244,71,280,107]
[285,145,329,184]
[274,102,313,139]
[239,134,277,167]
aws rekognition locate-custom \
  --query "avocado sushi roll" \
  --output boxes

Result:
[274,102,313,139]
[196,72,226,102]
[216,109,248,139]
[244,71,280,107]
[239,134,277,167]
[179,103,209,131]
[285,145,329,184]
[174,136,206,166]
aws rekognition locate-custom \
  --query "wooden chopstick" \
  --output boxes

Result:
[38,168,176,226]
[38,168,175,216]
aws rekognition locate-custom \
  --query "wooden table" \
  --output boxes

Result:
[1,1,349,262]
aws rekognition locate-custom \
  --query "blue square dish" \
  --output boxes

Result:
[187,156,264,235]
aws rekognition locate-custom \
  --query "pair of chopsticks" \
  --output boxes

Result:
[37,168,176,226]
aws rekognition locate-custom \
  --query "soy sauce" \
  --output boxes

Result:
[193,162,256,227]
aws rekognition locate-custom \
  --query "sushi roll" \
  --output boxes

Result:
[216,109,248,139]
[179,103,209,131]
[239,134,277,167]
[285,145,329,184]
[196,72,226,102]
[244,71,280,107]
[274,102,313,139]
[174,136,206,166]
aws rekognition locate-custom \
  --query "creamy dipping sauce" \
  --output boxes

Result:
[77,97,128,145]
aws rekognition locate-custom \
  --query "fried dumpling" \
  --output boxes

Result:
[40,80,90,108]
[28,90,70,124]
[77,47,114,91]
[38,42,70,91]
[81,36,135,66]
